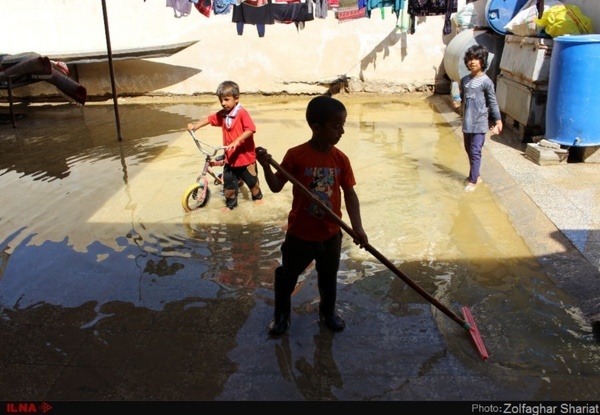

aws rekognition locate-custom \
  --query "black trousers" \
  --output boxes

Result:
[273,231,342,318]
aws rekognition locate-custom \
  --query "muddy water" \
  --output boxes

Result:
[0,95,599,400]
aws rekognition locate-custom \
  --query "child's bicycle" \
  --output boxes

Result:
[181,130,227,212]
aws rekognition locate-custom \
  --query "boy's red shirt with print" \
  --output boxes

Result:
[279,141,356,242]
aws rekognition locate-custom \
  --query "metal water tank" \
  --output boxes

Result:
[443,29,505,84]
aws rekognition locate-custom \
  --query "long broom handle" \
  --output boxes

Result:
[266,157,470,330]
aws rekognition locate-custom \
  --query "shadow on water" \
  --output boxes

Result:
[0,95,599,401]
[0,103,197,181]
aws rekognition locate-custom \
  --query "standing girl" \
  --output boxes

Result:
[455,44,503,192]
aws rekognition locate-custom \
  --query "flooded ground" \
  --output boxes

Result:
[0,94,599,403]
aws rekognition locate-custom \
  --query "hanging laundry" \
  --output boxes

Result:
[214,0,236,14]
[442,0,456,35]
[335,6,367,22]
[237,21,266,36]
[232,0,275,35]
[167,0,193,17]
[314,0,328,19]
[194,0,213,17]
[407,0,457,34]
[365,0,404,19]
[396,0,409,31]
[272,0,314,25]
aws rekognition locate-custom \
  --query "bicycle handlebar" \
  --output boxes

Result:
[188,130,227,157]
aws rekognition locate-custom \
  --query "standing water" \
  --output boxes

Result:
[0,94,598,401]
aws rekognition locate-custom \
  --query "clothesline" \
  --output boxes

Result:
[164,0,457,35]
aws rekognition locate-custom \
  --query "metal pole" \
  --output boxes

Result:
[7,76,16,128]
[101,0,123,141]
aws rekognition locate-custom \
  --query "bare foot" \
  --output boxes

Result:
[464,183,477,192]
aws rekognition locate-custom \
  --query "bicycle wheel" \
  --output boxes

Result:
[182,182,211,212]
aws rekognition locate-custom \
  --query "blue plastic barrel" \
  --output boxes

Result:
[546,35,600,147]
[485,0,528,35]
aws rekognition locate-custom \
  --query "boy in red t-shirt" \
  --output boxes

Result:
[256,95,369,336]
[187,80,263,210]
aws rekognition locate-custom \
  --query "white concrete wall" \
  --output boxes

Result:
[2,0,456,99]
[2,0,600,100]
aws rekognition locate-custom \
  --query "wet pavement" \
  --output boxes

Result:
[0,94,599,408]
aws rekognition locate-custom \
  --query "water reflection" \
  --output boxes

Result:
[0,95,599,400]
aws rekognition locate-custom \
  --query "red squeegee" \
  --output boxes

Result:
[462,306,489,360]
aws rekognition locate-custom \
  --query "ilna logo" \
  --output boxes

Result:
[5,402,52,413]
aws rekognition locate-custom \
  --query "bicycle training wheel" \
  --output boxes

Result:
[182,183,211,212]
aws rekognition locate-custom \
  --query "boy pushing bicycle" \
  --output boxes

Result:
[187,80,263,210]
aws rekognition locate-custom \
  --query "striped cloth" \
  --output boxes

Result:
[335,6,367,22]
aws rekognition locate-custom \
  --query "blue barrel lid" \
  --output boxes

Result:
[553,34,600,44]
[485,0,529,35]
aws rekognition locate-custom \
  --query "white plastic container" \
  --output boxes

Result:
[499,35,553,85]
